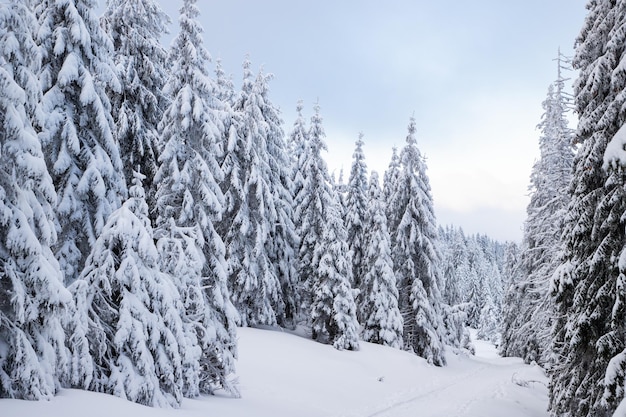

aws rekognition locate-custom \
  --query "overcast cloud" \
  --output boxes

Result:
[149,0,588,241]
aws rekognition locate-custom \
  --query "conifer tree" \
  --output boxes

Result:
[36,0,126,284]
[335,168,347,196]
[70,172,185,407]
[220,62,296,326]
[285,100,309,324]
[289,100,308,202]
[500,242,525,356]
[383,146,401,237]
[361,171,403,348]
[261,82,299,328]
[550,2,626,415]
[391,116,445,366]
[221,61,280,326]
[214,58,235,106]
[0,0,72,399]
[345,133,369,304]
[154,0,237,397]
[294,103,359,348]
[294,103,329,309]
[310,192,360,350]
[154,221,205,397]
[500,54,574,365]
[101,0,170,215]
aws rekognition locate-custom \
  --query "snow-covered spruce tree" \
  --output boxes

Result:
[390,116,445,366]
[154,221,203,398]
[500,242,525,357]
[101,0,171,216]
[213,58,237,214]
[360,171,403,348]
[500,56,574,366]
[345,132,369,312]
[36,0,126,285]
[383,145,401,237]
[549,2,626,416]
[154,0,237,397]
[330,168,348,220]
[220,60,280,326]
[214,58,235,107]
[285,100,309,324]
[70,172,185,407]
[260,79,300,328]
[289,100,308,203]
[220,61,297,327]
[0,0,72,399]
[294,103,328,311]
[502,241,521,289]
[310,190,360,350]
[295,103,359,348]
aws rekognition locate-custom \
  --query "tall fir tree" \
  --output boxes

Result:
[101,0,171,216]
[214,58,235,106]
[154,0,237,397]
[500,54,574,366]
[289,100,308,203]
[220,61,296,326]
[0,0,72,399]
[550,2,626,416]
[294,102,328,311]
[285,101,309,323]
[221,61,279,326]
[345,132,369,310]
[155,221,205,398]
[383,145,401,237]
[360,171,403,349]
[500,241,524,356]
[69,172,186,408]
[294,103,359,348]
[390,116,445,366]
[261,81,300,328]
[36,0,126,285]
[310,191,360,351]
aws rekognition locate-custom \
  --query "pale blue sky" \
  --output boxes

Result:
[150,0,587,242]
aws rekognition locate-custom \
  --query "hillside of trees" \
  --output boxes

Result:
[3,0,626,416]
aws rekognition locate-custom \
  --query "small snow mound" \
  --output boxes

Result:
[604,123,626,171]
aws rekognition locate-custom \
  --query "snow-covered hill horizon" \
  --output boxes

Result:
[3,327,548,417]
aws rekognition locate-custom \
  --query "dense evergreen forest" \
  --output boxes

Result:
[1,0,626,416]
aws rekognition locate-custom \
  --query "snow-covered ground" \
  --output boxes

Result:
[2,328,548,417]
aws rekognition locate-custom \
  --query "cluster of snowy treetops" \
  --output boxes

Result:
[500,1,626,416]
[438,226,509,346]
[0,0,503,408]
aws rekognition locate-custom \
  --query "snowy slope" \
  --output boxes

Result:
[2,328,548,417]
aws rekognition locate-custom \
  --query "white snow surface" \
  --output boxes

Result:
[604,123,626,171]
[2,327,548,417]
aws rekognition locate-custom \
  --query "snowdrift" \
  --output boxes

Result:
[2,327,548,417]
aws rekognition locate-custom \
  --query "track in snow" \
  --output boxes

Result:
[361,336,548,417]
[366,365,490,417]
